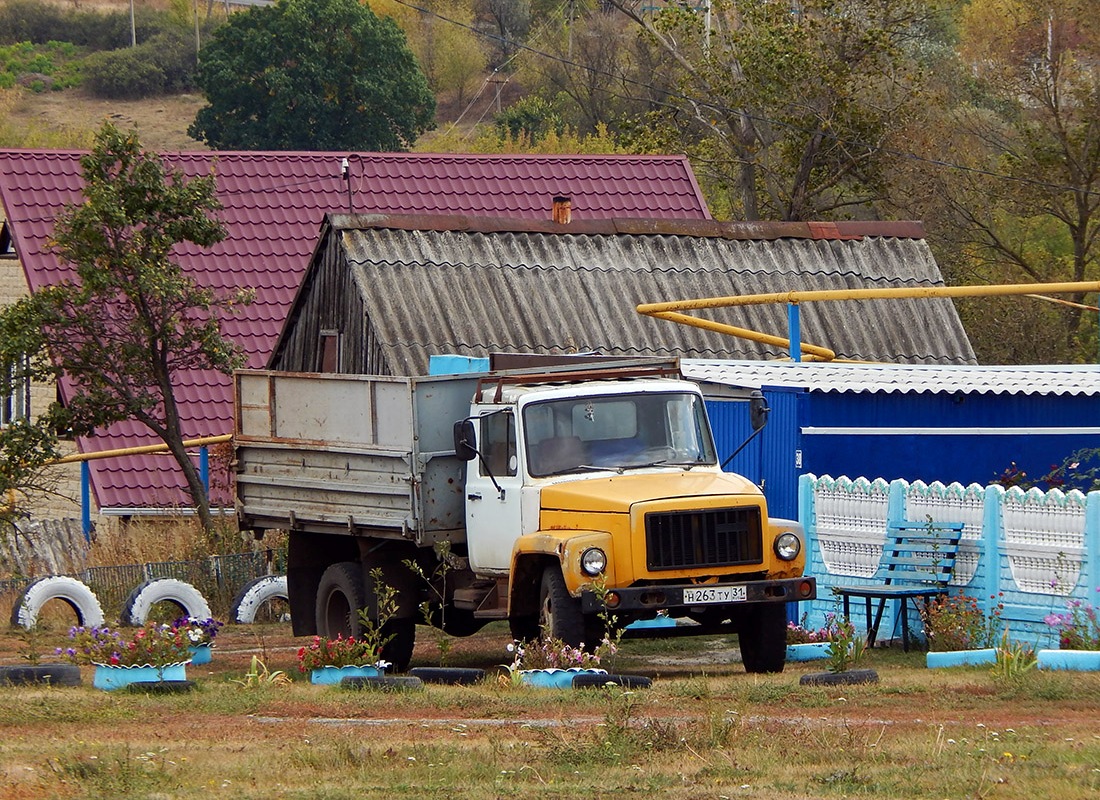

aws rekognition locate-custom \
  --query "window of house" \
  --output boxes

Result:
[0,358,30,426]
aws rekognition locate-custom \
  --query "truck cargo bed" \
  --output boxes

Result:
[234,370,479,544]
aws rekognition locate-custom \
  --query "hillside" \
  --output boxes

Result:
[6,88,210,151]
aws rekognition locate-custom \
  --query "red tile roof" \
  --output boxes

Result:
[0,150,711,511]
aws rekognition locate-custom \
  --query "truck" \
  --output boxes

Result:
[233,359,816,673]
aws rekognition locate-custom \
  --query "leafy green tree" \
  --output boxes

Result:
[0,123,248,529]
[188,0,435,150]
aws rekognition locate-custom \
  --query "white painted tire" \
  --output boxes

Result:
[10,576,105,629]
[230,575,289,624]
[121,579,211,626]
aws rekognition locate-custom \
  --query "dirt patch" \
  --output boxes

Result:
[6,89,209,151]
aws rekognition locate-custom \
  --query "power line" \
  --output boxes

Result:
[389,0,1100,200]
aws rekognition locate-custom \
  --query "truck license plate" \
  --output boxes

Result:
[683,586,747,605]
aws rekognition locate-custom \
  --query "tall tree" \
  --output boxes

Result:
[0,123,248,529]
[605,0,941,221]
[189,0,436,150]
[956,0,1099,359]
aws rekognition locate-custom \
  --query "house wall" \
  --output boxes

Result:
[0,255,83,521]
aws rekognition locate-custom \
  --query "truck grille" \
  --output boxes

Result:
[645,507,763,571]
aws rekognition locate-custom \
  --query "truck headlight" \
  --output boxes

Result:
[581,547,607,576]
[774,532,801,561]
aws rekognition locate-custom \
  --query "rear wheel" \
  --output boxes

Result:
[315,562,365,638]
[737,604,788,674]
[539,566,585,647]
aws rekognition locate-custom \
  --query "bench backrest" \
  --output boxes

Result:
[881,521,964,586]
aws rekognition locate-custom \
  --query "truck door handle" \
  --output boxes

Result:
[467,493,482,501]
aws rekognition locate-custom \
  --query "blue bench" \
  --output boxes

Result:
[833,520,965,652]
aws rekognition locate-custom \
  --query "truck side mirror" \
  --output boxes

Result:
[453,419,477,461]
[749,392,770,432]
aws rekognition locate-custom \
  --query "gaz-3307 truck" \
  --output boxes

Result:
[234,360,816,672]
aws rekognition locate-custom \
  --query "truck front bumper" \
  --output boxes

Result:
[580,576,816,613]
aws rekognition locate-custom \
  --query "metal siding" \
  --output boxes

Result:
[801,390,1100,488]
[706,399,762,484]
[707,388,804,520]
[760,388,804,520]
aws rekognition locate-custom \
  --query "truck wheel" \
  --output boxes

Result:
[539,566,584,647]
[737,604,787,674]
[316,562,366,639]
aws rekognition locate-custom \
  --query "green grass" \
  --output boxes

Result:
[0,41,84,91]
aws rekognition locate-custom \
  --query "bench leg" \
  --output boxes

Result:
[868,598,885,647]
[900,597,910,652]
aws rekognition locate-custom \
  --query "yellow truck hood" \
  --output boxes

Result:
[540,471,762,514]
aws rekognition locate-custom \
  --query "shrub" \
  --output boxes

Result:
[920,592,1002,652]
[83,47,165,99]
[82,29,198,99]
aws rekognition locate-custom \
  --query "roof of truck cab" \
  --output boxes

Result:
[476,377,703,405]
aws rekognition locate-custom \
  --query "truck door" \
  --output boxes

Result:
[465,407,524,573]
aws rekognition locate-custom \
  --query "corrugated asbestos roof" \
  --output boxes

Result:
[681,359,1100,395]
[324,214,975,376]
[0,149,711,510]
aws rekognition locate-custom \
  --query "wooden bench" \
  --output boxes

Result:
[833,521,965,652]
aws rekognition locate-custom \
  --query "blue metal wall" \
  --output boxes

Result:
[710,386,1100,528]
[800,390,1100,488]
[706,387,806,521]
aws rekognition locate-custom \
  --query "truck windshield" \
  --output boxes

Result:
[523,391,717,477]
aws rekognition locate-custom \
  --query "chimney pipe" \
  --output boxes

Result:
[551,195,572,225]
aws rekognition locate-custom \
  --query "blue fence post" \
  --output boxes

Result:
[1086,490,1100,592]
[981,485,1004,622]
[81,460,91,542]
[200,445,209,494]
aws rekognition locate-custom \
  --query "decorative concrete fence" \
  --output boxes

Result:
[798,474,1100,649]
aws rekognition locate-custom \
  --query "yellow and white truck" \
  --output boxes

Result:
[234,360,815,672]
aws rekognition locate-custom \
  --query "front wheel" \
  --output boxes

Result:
[737,604,788,674]
[539,566,585,647]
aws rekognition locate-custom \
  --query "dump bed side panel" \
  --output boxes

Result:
[235,371,476,543]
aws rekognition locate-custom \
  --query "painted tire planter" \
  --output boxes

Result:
[230,575,289,624]
[10,576,105,629]
[92,662,189,691]
[518,668,607,689]
[1037,649,1100,671]
[927,649,998,668]
[786,643,830,662]
[121,579,212,626]
[310,665,382,685]
[188,644,213,665]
